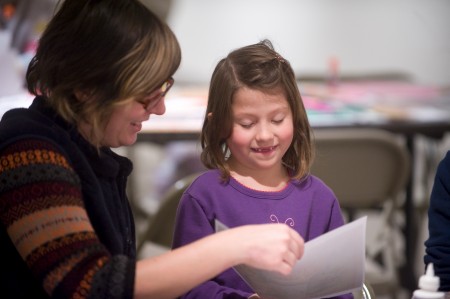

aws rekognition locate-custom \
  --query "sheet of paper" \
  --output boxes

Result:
[215,217,366,299]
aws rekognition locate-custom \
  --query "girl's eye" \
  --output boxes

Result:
[240,122,253,129]
[272,118,284,124]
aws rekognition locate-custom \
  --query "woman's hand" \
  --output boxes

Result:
[222,223,304,276]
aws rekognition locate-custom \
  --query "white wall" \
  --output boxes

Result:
[167,0,450,86]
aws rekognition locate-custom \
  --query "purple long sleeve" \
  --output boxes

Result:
[173,170,353,299]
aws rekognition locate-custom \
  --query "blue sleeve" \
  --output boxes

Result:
[172,192,253,299]
[425,151,450,291]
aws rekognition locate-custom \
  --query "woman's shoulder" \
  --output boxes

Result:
[0,115,71,164]
[0,100,71,151]
[0,136,80,195]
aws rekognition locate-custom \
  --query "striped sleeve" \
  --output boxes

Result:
[0,138,133,299]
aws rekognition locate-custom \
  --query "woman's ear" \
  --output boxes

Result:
[207,112,213,120]
[74,90,91,102]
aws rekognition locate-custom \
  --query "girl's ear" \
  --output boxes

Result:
[207,112,213,120]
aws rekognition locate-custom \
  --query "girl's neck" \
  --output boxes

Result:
[229,164,290,192]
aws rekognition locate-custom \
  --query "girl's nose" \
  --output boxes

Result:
[256,123,274,141]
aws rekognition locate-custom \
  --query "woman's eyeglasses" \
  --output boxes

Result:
[137,77,174,111]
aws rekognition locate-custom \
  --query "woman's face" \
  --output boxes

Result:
[100,79,173,147]
[100,100,163,147]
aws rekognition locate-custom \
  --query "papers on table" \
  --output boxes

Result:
[215,217,367,299]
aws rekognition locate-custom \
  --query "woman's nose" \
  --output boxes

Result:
[147,97,166,115]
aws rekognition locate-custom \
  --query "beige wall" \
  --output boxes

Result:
[166,0,450,86]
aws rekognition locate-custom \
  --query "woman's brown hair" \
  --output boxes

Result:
[26,0,181,146]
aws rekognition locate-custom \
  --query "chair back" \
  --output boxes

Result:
[311,128,409,211]
[311,128,410,297]
[137,172,201,255]
[354,281,376,299]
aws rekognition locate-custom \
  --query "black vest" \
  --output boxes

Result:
[0,96,136,298]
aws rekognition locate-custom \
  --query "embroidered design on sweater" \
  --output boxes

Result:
[270,214,295,227]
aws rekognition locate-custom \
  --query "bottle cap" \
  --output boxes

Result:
[419,263,440,292]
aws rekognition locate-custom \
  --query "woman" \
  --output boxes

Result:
[0,1,304,298]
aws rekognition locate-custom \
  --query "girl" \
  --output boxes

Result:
[172,40,352,299]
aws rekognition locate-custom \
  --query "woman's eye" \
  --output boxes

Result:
[146,100,158,109]
[136,97,159,110]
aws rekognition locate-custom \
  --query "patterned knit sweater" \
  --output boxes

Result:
[0,97,136,299]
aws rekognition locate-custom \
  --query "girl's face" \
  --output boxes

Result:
[226,86,294,174]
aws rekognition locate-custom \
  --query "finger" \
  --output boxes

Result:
[278,259,295,276]
[288,229,305,259]
[283,249,299,268]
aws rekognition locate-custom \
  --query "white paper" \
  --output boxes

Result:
[215,217,367,299]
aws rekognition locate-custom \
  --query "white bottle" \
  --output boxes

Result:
[413,263,445,299]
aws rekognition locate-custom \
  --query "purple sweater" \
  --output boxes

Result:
[172,169,353,299]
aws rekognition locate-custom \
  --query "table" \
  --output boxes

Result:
[139,80,450,137]
[3,81,448,138]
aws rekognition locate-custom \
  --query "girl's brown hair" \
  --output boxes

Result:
[201,39,313,181]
